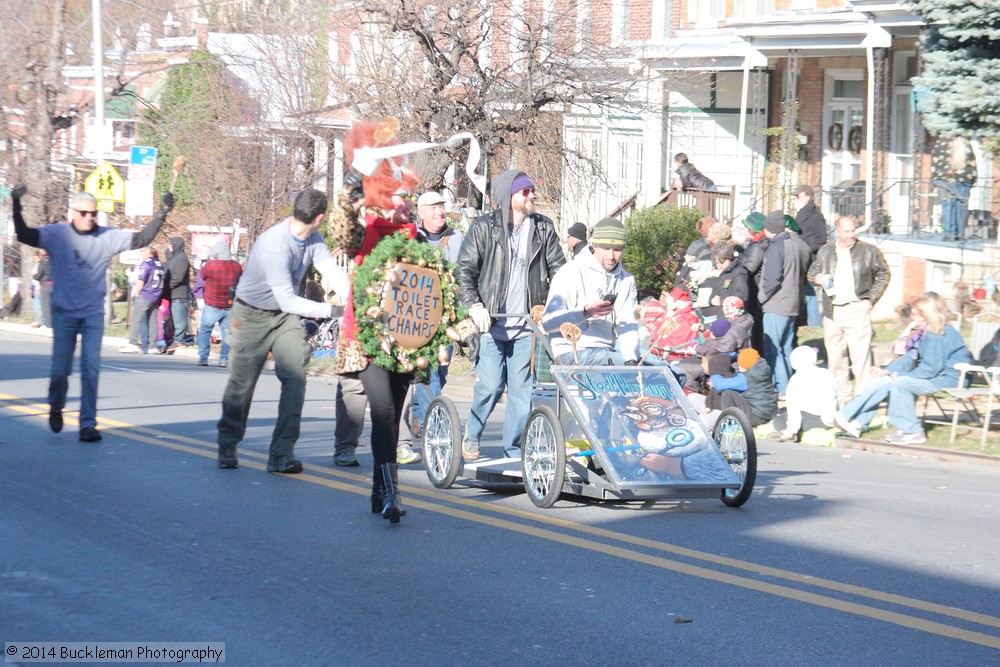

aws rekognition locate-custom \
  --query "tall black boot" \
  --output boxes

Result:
[371,465,385,514]
[380,462,405,524]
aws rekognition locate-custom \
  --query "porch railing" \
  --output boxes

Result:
[607,191,639,221]
[656,187,735,223]
[814,179,998,240]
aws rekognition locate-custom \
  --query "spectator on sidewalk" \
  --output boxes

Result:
[119,246,165,355]
[738,211,769,350]
[565,222,589,258]
[759,211,811,394]
[31,248,52,328]
[192,240,242,368]
[164,236,194,346]
[717,348,778,426]
[833,292,970,445]
[807,216,890,402]
[793,185,828,328]
[775,345,839,441]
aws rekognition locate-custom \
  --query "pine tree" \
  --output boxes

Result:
[910,0,1000,137]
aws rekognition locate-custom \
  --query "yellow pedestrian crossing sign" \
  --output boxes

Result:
[84,161,126,202]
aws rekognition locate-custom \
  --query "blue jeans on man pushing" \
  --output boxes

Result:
[463,334,533,458]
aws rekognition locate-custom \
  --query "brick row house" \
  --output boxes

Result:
[560,0,998,318]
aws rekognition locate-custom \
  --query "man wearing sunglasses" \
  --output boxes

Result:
[455,170,566,460]
[12,185,174,442]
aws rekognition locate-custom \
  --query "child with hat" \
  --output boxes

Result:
[773,345,838,441]
[709,347,779,426]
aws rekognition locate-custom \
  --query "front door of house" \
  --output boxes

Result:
[822,100,864,221]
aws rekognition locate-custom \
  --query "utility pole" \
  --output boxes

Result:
[92,0,115,325]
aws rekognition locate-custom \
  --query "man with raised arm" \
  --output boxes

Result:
[11,185,174,442]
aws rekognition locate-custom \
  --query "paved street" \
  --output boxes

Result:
[2,327,1000,666]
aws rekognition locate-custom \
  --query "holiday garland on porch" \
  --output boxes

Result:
[352,232,467,374]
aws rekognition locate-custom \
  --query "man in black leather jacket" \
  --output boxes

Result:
[455,169,566,460]
[673,153,716,191]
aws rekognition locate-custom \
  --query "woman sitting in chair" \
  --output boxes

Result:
[833,292,971,445]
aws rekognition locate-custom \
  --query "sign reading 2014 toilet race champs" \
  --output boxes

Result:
[381,262,443,347]
[353,233,466,374]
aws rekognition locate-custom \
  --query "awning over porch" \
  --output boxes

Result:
[731,15,892,56]
[642,35,767,72]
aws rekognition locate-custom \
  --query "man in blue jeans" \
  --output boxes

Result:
[758,210,810,395]
[12,185,174,442]
[193,241,243,367]
[397,191,466,462]
[455,170,565,459]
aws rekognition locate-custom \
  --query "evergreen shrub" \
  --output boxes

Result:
[623,205,702,300]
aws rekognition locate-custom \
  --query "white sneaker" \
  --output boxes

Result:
[118,343,140,353]
[396,443,423,465]
[833,412,862,439]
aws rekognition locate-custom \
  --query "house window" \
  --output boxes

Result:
[696,0,724,23]
[616,135,644,199]
[613,0,631,42]
[833,79,864,99]
[653,0,672,40]
[510,0,526,70]
[576,0,591,52]
[112,120,135,144]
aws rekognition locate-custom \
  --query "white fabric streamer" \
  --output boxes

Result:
[351,132,486,195]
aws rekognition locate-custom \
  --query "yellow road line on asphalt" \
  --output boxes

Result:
[3,393,1000,649]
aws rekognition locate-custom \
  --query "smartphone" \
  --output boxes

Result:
[604,293,618,304]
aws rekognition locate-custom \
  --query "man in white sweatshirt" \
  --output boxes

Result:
[542,217,640,365]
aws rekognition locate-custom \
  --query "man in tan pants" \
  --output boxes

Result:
[807,216,891,404]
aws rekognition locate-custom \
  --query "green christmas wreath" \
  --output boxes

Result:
[353,232,467,375]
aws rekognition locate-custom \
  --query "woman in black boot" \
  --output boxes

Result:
[328,121,469,524]
[359,363,410,523]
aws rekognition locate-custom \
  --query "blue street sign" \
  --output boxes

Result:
[130,146,158,167]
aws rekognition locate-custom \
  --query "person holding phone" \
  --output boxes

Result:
[542,217,640,366]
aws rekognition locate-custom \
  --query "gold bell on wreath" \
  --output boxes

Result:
[415,356,429,369]
[366,306,382,318]
[380,339,393,356]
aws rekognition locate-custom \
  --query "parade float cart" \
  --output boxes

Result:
[421,316,756,508]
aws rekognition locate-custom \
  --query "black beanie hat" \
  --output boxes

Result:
[763,210,786,234]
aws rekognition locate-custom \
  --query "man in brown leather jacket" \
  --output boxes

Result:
[807,216,890,403]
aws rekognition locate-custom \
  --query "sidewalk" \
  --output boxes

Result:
[3,321,996,467]
[0,320,204,363]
